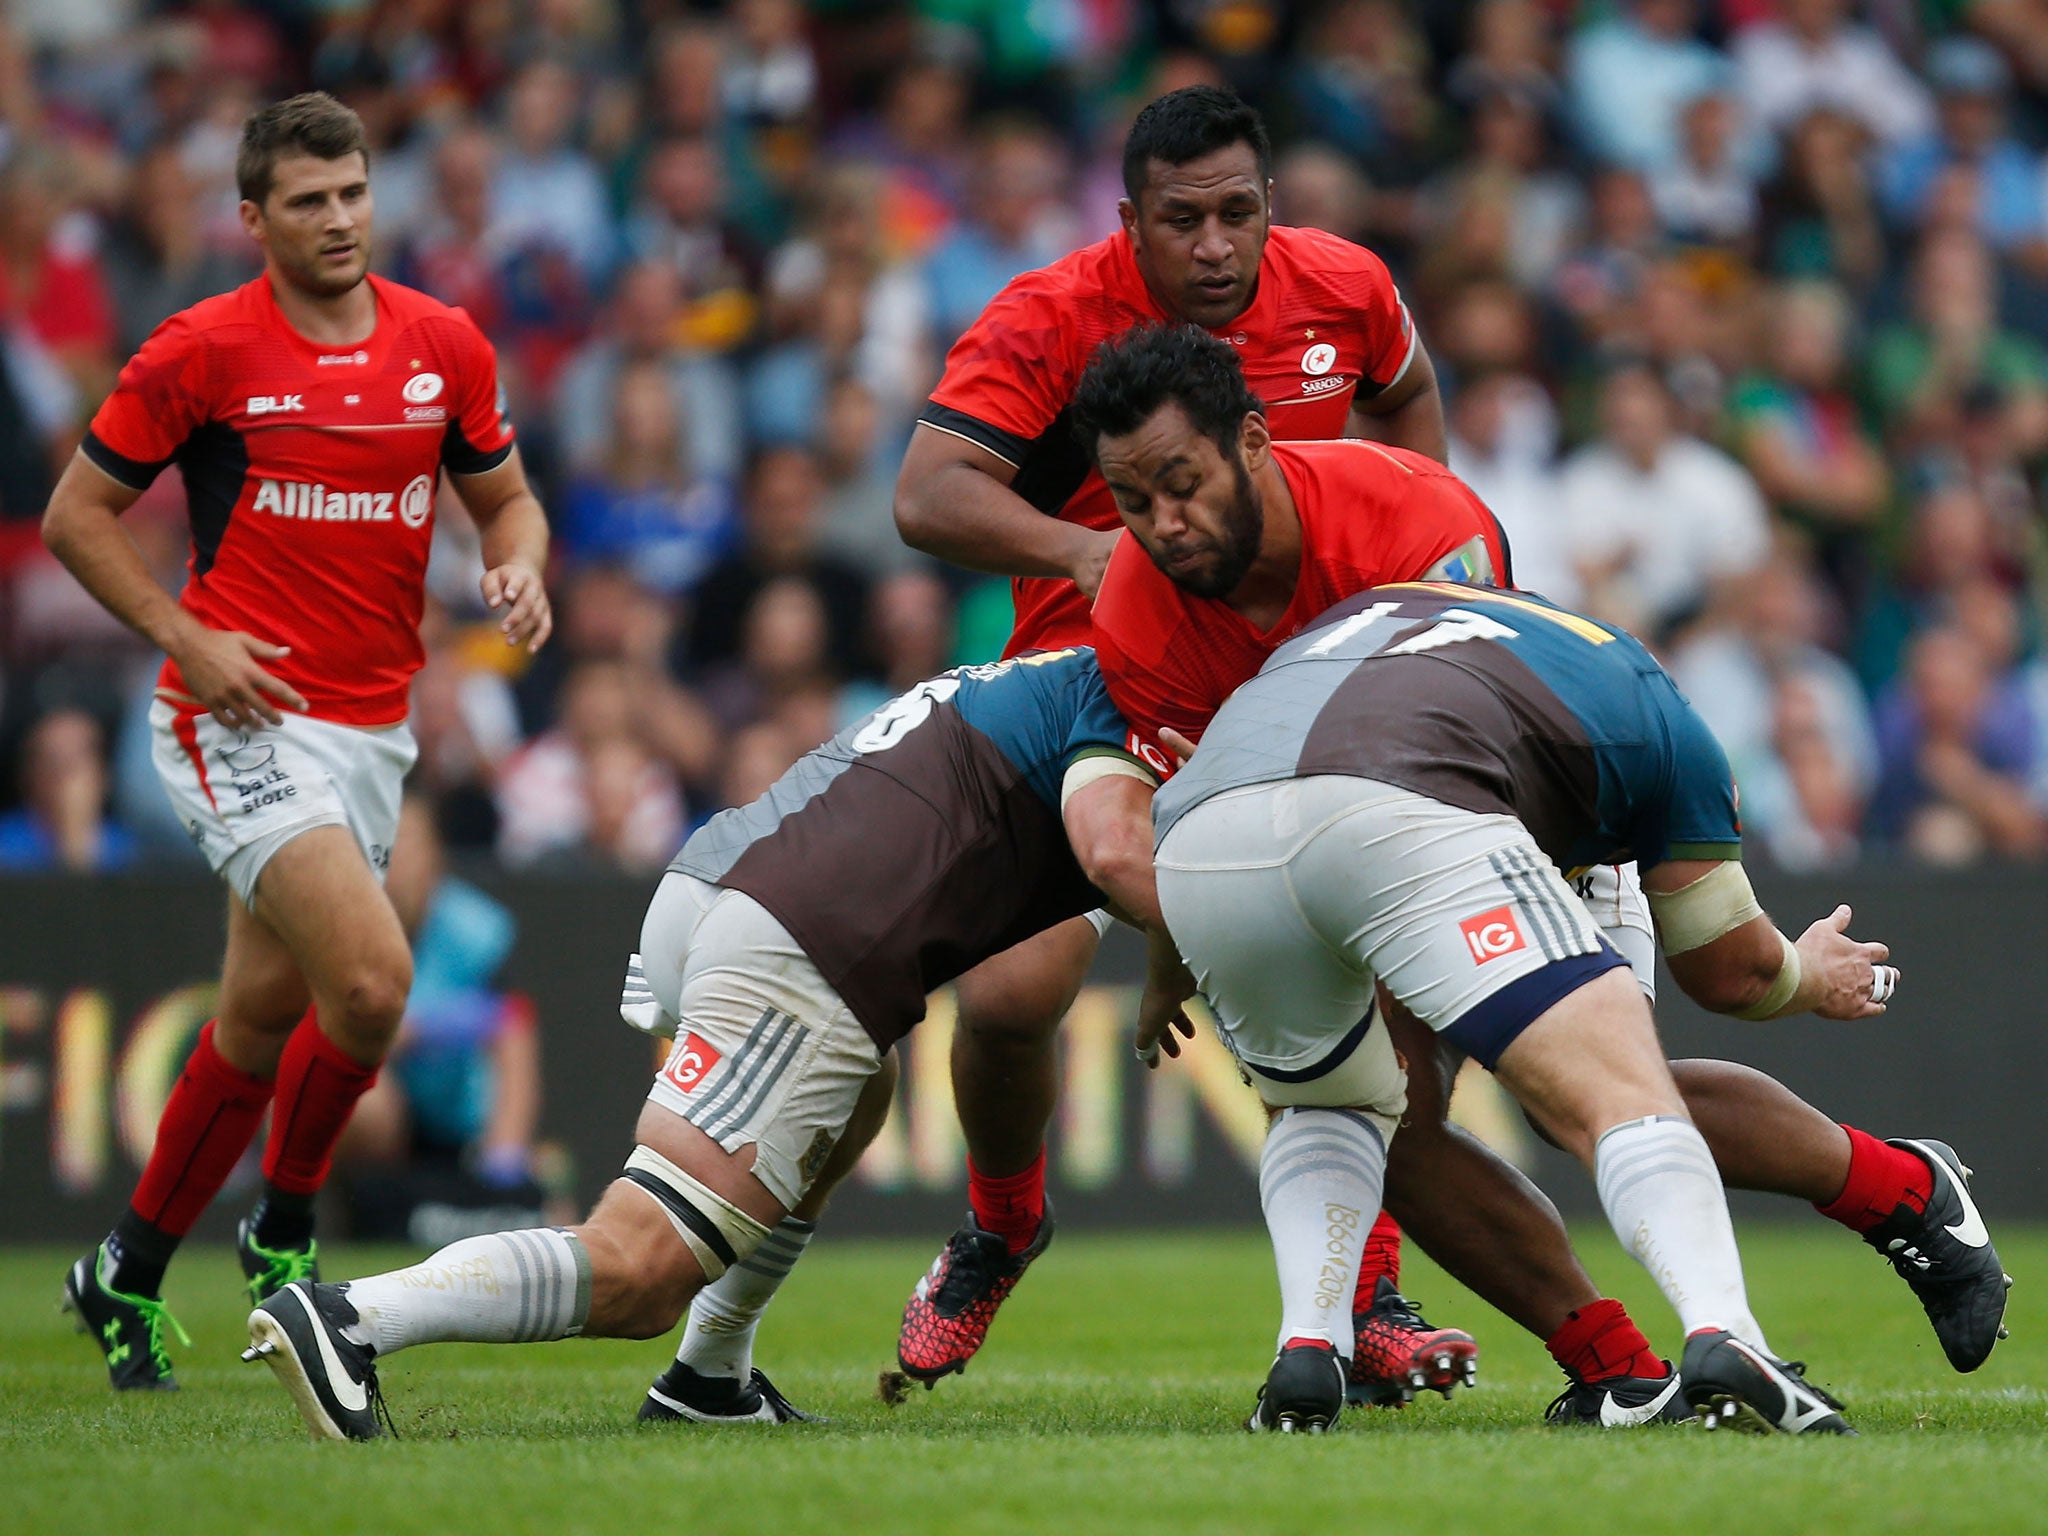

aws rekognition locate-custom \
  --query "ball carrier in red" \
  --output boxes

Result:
[46,94,554,1390]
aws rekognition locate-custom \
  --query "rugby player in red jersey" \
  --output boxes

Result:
[44,94,554,1390]
[1078,323,2007,1420]
[873,85,1472,1398]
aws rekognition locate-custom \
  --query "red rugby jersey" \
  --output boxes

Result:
[1092,438,1510,769]
[921,226,1416,655]
[83,274,515,727]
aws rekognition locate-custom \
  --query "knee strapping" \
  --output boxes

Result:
[619,1145,772,1281]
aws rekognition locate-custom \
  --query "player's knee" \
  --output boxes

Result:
[329,955,412,1047]
[955,988,1065,1050]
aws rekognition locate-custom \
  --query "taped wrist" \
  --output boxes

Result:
[1648,860,1762,955]
[619,1145,772,1280]
[1731,931,1802,1020]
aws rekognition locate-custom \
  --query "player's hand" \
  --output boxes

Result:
[482,561,552,653]
[1069,527,1120,602]
[1135,932,1198,1068]
[1795,904,1897,1020]
[175,626,307,730]
[1158,727,1197,766]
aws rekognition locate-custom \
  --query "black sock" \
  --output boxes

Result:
[106,1208,179,1298]
[249,1186,317,1250]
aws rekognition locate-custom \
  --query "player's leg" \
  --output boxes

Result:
[645,1049,901,1424]
[895,915,1098,1382]
[1586,865,2006,1371]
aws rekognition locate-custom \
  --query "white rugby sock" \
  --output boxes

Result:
[672,1215,815,1380]
[1595,1115,1770,1352]
[341,1228,592,1357]
[1259,1108,1387,1360]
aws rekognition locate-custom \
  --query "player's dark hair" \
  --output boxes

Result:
[1071,323,1265,462]
[237,92,369,206]
[1121,85,1271,201]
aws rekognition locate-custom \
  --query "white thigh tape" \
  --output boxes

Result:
[620,1144,772,1280]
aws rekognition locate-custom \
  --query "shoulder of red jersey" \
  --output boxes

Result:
[1262,226,1415,393]
[924,235,1151,455]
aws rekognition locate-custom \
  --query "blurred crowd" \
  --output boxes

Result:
[0,0,2046,872]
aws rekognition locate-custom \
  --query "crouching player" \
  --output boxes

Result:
[1145,582,2004,1434]
[242,647,1163,1440]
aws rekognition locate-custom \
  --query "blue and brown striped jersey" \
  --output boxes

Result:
[672,648,1137,1047]
[1152,583,1741,875]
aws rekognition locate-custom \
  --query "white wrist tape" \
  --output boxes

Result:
[1060,752,1158,809]
[619,1145,771,1280]
[1731,931,1803,1020]
[1648,860,1763,955]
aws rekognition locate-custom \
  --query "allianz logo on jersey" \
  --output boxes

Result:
[252,473,435,528]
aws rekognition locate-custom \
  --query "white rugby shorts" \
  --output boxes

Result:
[1156,776,1630,1072]
[637,872,885,1207]
[149,698,415,906]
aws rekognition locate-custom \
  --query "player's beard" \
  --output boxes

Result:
[1168,452,1264,600]
[283,238,372,300]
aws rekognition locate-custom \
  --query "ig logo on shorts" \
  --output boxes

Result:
[1459,906,1527,965]
[662,1030,723,1094]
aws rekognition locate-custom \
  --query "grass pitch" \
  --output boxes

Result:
[4,1226,2045,1535]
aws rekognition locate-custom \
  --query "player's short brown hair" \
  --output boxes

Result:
[237,92,369,206]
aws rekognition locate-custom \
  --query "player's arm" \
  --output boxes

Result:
[42,451,308,730]
[1348,333,1448,465]
[1643,857,1898,1021]
[450,447,553,654]
[1060,758,1198,1064]
[893,424,1120,600]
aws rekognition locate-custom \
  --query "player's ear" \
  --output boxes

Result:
[1239,411,1272,469]
[238,198,266,244]
[1117,196,1139,241]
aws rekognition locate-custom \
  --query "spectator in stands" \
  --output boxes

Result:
[1670,553,1877,867]
[682,444,873,673]
[1447,365,1575,606]
[99,142,252,357]
[1727,281,1889,609]
[0,145,115,398]
[1445,0,1561,122]
[840,565,956,720]
[392,123,510,347]
[1272,142,1376,249]
[1870,623,2044,861]
[496,657,684,868]
[1423,87,1583,293]
[623,132,765,354]
[1284,0,1439,186]
[816,374,909,575]
[0,707,135,871]
[723,0,817,133]
[492,57,612,283]
[559,358,737,596]
[1756,108,1886,291]
[697,573,837,737]
[1879,38,2047,261]
[1866,228,2048,461]
[1560,359,1771,640]
[921,119,1072,351]
[1550,167,1664,349]
[340,796,545,1189]
[1566,0,1724,172]
[552,258,743,485]
[1651,90,1757,250]
[1733,0,1931,151]
[1856,483,2027,693]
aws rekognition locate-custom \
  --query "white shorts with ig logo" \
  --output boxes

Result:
[149,698,415,905]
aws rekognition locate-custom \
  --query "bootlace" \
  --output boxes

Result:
[245,1237,321,1304]
[131,1294,194,1377]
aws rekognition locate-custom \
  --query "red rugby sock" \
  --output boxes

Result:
[1815,1125,1932,1233]
[1352,1210,1404,1309]
[262,1015,379,1196]
[129,1020,275,1237]
[968,1151,1046,1255]
[1547,1298,1665,1384]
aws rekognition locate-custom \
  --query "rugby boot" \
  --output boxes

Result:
[1544,1363,1694,1426]
[639,1361,818,1424]
[62,1245,190,1392]
[1865,1139,2010,1372]
[1246,1340,1347,1433]
[243,1281,393,1442]
[896,1204,1054,1381]
[237,1214,320,1305]
[1680,1328,1853,1435]
[1346,1276,1479,1406]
